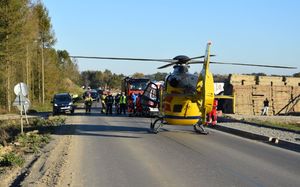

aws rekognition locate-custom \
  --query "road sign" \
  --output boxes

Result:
[14,82,28,96]
[13,94,30,112]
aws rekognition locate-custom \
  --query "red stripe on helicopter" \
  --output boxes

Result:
[164,104,171,111]
[165,96,173,103]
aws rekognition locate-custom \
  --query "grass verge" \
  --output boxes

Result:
[223,114,300,132]
[244,118,300,131]
[0,116,65,172]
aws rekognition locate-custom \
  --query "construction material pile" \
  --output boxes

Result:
[224,74,300,115]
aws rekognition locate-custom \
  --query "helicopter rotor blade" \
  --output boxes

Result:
[188,60,297,69]
[70,56,174,63]
[157,63,177,69]
[189,54,216,60]
[210,61,297,69]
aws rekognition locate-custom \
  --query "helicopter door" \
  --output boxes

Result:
[141,82,159,107]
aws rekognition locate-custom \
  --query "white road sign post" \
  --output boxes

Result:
[13,83,30,134]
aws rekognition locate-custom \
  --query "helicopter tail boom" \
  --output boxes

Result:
[196,42,215,125]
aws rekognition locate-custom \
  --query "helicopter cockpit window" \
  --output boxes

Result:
[168,73,198,93]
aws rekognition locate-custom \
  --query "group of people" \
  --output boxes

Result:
[98,92,144,116]
[100,92,128,115]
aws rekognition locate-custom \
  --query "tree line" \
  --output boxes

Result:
[79,69,300,91]
[0,0,80,112]
[80,71,169,90]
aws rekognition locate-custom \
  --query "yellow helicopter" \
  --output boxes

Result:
[71,42,296,134]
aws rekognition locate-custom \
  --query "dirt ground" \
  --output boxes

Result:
[0,125,74,187]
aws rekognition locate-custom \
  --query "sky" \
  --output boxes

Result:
[43,0,300,76]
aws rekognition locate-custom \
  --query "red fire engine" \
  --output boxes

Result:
[122,77,150,96]
[122,77,150,115]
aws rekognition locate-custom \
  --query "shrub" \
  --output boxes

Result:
[32,116,66,127]
[16,132,51,153]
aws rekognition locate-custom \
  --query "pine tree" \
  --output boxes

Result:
[0,0,29,111]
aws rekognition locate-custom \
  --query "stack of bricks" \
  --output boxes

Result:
[229,74,256,86]
[271,86,292,114]
[257,76,284,86]
[252,85,272,115]
[232,85,253,115]
[224,74,300,115]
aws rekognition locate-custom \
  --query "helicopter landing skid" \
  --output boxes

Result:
[150,117,164,134]
[193,123,209,135]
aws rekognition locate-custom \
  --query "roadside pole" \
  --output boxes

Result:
[20,94,23,134]
[13,82,30,134]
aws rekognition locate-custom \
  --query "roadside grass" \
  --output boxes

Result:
[223,114,300,131]
[16,132,51,154]
[244,118,300,131]
[0,152,25,167]
[0,116,65,170]
[31,102,52,112]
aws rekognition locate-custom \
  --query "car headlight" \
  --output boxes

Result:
[54,103,58,106]
[69,102,73,105]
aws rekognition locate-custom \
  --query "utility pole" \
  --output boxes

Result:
[6,34,11,112]
[26,44,30,100]
[41,42,45,104]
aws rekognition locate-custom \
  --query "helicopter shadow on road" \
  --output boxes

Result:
[54,123,147,139]
[71,110,130,118]
[71,110,153,124]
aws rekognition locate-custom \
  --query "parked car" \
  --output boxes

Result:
[52,93,75,115]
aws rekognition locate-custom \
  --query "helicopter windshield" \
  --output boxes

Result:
[167,73,198,93]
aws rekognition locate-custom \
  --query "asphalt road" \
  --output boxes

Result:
[61,108,300,187]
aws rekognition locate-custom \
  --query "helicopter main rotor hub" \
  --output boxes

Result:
[173,55,191,64]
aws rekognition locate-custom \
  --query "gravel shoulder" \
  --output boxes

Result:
[218,114,300,145]
[0,121,75,187]
[19,134,72,186]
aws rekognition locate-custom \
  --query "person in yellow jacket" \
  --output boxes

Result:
[101,93,106,114]
[85,93,93,114]
[119,92,127,115]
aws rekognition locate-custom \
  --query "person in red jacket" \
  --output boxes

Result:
[206,99,218,126]
[135,93,143,116]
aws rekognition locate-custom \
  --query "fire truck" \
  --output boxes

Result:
[121,77,150,96]
[121,77,150,116]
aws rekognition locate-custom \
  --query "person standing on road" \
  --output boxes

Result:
[105,92,114,115]
[261,98,269,116]
[85,93,93,114]
[119,92,127,115]
[114,93,121,114]
[100,93,106,114]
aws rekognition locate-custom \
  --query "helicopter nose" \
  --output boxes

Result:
[169,77,179,87]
